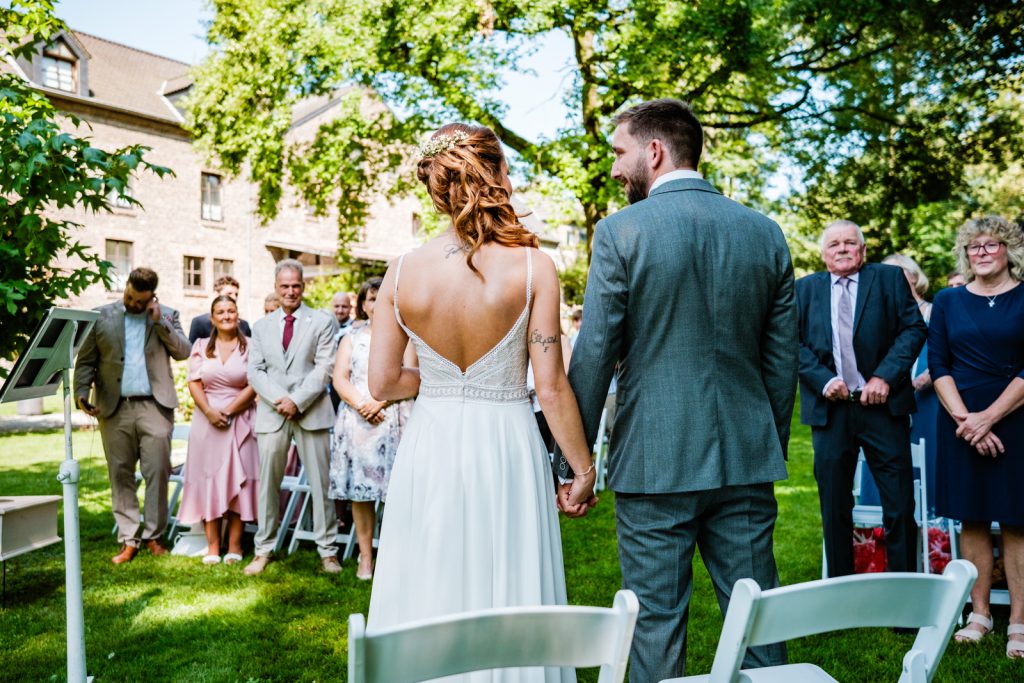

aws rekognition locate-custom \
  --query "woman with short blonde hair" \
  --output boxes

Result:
[929,215,1024,657]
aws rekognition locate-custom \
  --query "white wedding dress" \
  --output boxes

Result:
[367,249,574,683]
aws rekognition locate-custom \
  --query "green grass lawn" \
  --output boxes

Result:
[0,412,1018,682]
[0,395,65,416]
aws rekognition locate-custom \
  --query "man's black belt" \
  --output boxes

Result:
[120,395,154,404]
[846,389,862,403]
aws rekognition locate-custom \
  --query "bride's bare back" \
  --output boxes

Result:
[391,235,532,372]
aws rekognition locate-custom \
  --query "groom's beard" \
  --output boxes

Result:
[622,159,651,205]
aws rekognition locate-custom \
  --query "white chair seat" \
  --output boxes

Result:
[664,561,975,683]
[664,663,838,682]
[348,590,639,683]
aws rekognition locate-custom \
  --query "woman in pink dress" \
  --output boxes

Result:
[178,295,259,565]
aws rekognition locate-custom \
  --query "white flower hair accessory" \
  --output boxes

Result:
[418,130,470,158]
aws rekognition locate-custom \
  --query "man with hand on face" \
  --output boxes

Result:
[796,220,926,578]
[74,267,191,564]
[245,259,340,575]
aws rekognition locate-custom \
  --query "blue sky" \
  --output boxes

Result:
[54,0,575,142]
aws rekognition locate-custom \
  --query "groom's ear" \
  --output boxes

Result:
[648,138,668,171]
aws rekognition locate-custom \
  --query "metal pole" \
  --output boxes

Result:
[56,320,87,682]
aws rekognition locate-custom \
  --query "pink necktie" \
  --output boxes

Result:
[282,314,295,351]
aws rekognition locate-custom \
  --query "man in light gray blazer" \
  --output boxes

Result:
[245,259,340,575]
[74,267,191,564]
[558,99,798,681]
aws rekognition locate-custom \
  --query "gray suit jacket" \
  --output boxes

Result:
[561,178,798,494]
[73,302,191,419]
[247,304,336,433]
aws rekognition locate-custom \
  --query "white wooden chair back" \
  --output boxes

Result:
[348,590,638,683]
[704,560,976,683]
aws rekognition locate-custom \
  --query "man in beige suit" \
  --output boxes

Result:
[74,267,191,564]
[245,259,340,575]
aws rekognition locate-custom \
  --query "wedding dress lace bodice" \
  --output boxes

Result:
[393,249,533,404]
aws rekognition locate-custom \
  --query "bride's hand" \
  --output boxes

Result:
[565,469,598,515]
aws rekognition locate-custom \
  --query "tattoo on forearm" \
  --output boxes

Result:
[530,329,558,353]
[444,242,472,259]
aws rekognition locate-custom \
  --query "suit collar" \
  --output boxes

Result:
[647,177,722,198]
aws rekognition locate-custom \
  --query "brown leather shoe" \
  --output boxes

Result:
[144,539,169,556]
[111,545,138,565]
[321,556,342,574]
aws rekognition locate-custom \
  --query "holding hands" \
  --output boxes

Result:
[556,464,599,518]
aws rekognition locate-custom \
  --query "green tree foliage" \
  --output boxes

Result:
[0,1,171,369]
[189,0,1024,263]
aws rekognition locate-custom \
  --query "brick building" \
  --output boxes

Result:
[6,29,422,326]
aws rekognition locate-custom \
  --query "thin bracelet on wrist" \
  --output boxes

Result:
[576,462,596,477]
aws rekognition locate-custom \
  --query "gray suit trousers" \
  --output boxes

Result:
[615,484,786,681]
[254,422,337,558]
[98,398,173,546]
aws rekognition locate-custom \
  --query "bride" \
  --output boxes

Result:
[366,123,598,681]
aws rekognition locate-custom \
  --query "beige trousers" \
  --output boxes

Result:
[254,423,337,558]
[98,398,173,547]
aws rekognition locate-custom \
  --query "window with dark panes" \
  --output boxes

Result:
[184,256,204,290]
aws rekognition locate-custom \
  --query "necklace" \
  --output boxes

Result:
[986,295,997,308]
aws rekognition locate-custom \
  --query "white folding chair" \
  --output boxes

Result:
[348,590,639,683]
[822,439,930,577]
[663,559,976,683]
[165,423,191,539]
[278,467,308,555]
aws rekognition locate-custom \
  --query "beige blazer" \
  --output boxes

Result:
[73,301,192,419]
[247,303,336,433]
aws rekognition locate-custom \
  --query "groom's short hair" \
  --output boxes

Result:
[612,99,703,169]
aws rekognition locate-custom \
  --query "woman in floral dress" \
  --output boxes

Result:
[329,277,416,579]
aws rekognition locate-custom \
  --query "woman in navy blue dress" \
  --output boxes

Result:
[929,216,1024,656]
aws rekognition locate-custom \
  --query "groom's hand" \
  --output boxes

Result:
[556,483,588,517]
[557,482,598,518]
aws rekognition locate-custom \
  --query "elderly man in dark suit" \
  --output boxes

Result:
[559,99,798,682]
[74,267,191,564]
[796,220,927,578]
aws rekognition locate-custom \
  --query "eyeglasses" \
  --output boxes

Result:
[965,241,1005,256]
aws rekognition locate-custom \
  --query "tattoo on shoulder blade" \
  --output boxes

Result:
[530,328,558,353]
[444,242,472,259]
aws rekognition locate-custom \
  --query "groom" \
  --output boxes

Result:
[559,99,798,681]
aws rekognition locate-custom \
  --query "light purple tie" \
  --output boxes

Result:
[837,277,861,389]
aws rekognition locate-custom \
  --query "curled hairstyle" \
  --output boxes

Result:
[416,123,539,275]
[954,215,1024,283]
[205,295,247,358]
[355,277,383,321]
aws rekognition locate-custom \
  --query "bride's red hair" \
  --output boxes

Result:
[416,123,539,274]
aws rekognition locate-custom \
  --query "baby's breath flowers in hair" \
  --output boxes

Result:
[418,130,470,158]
